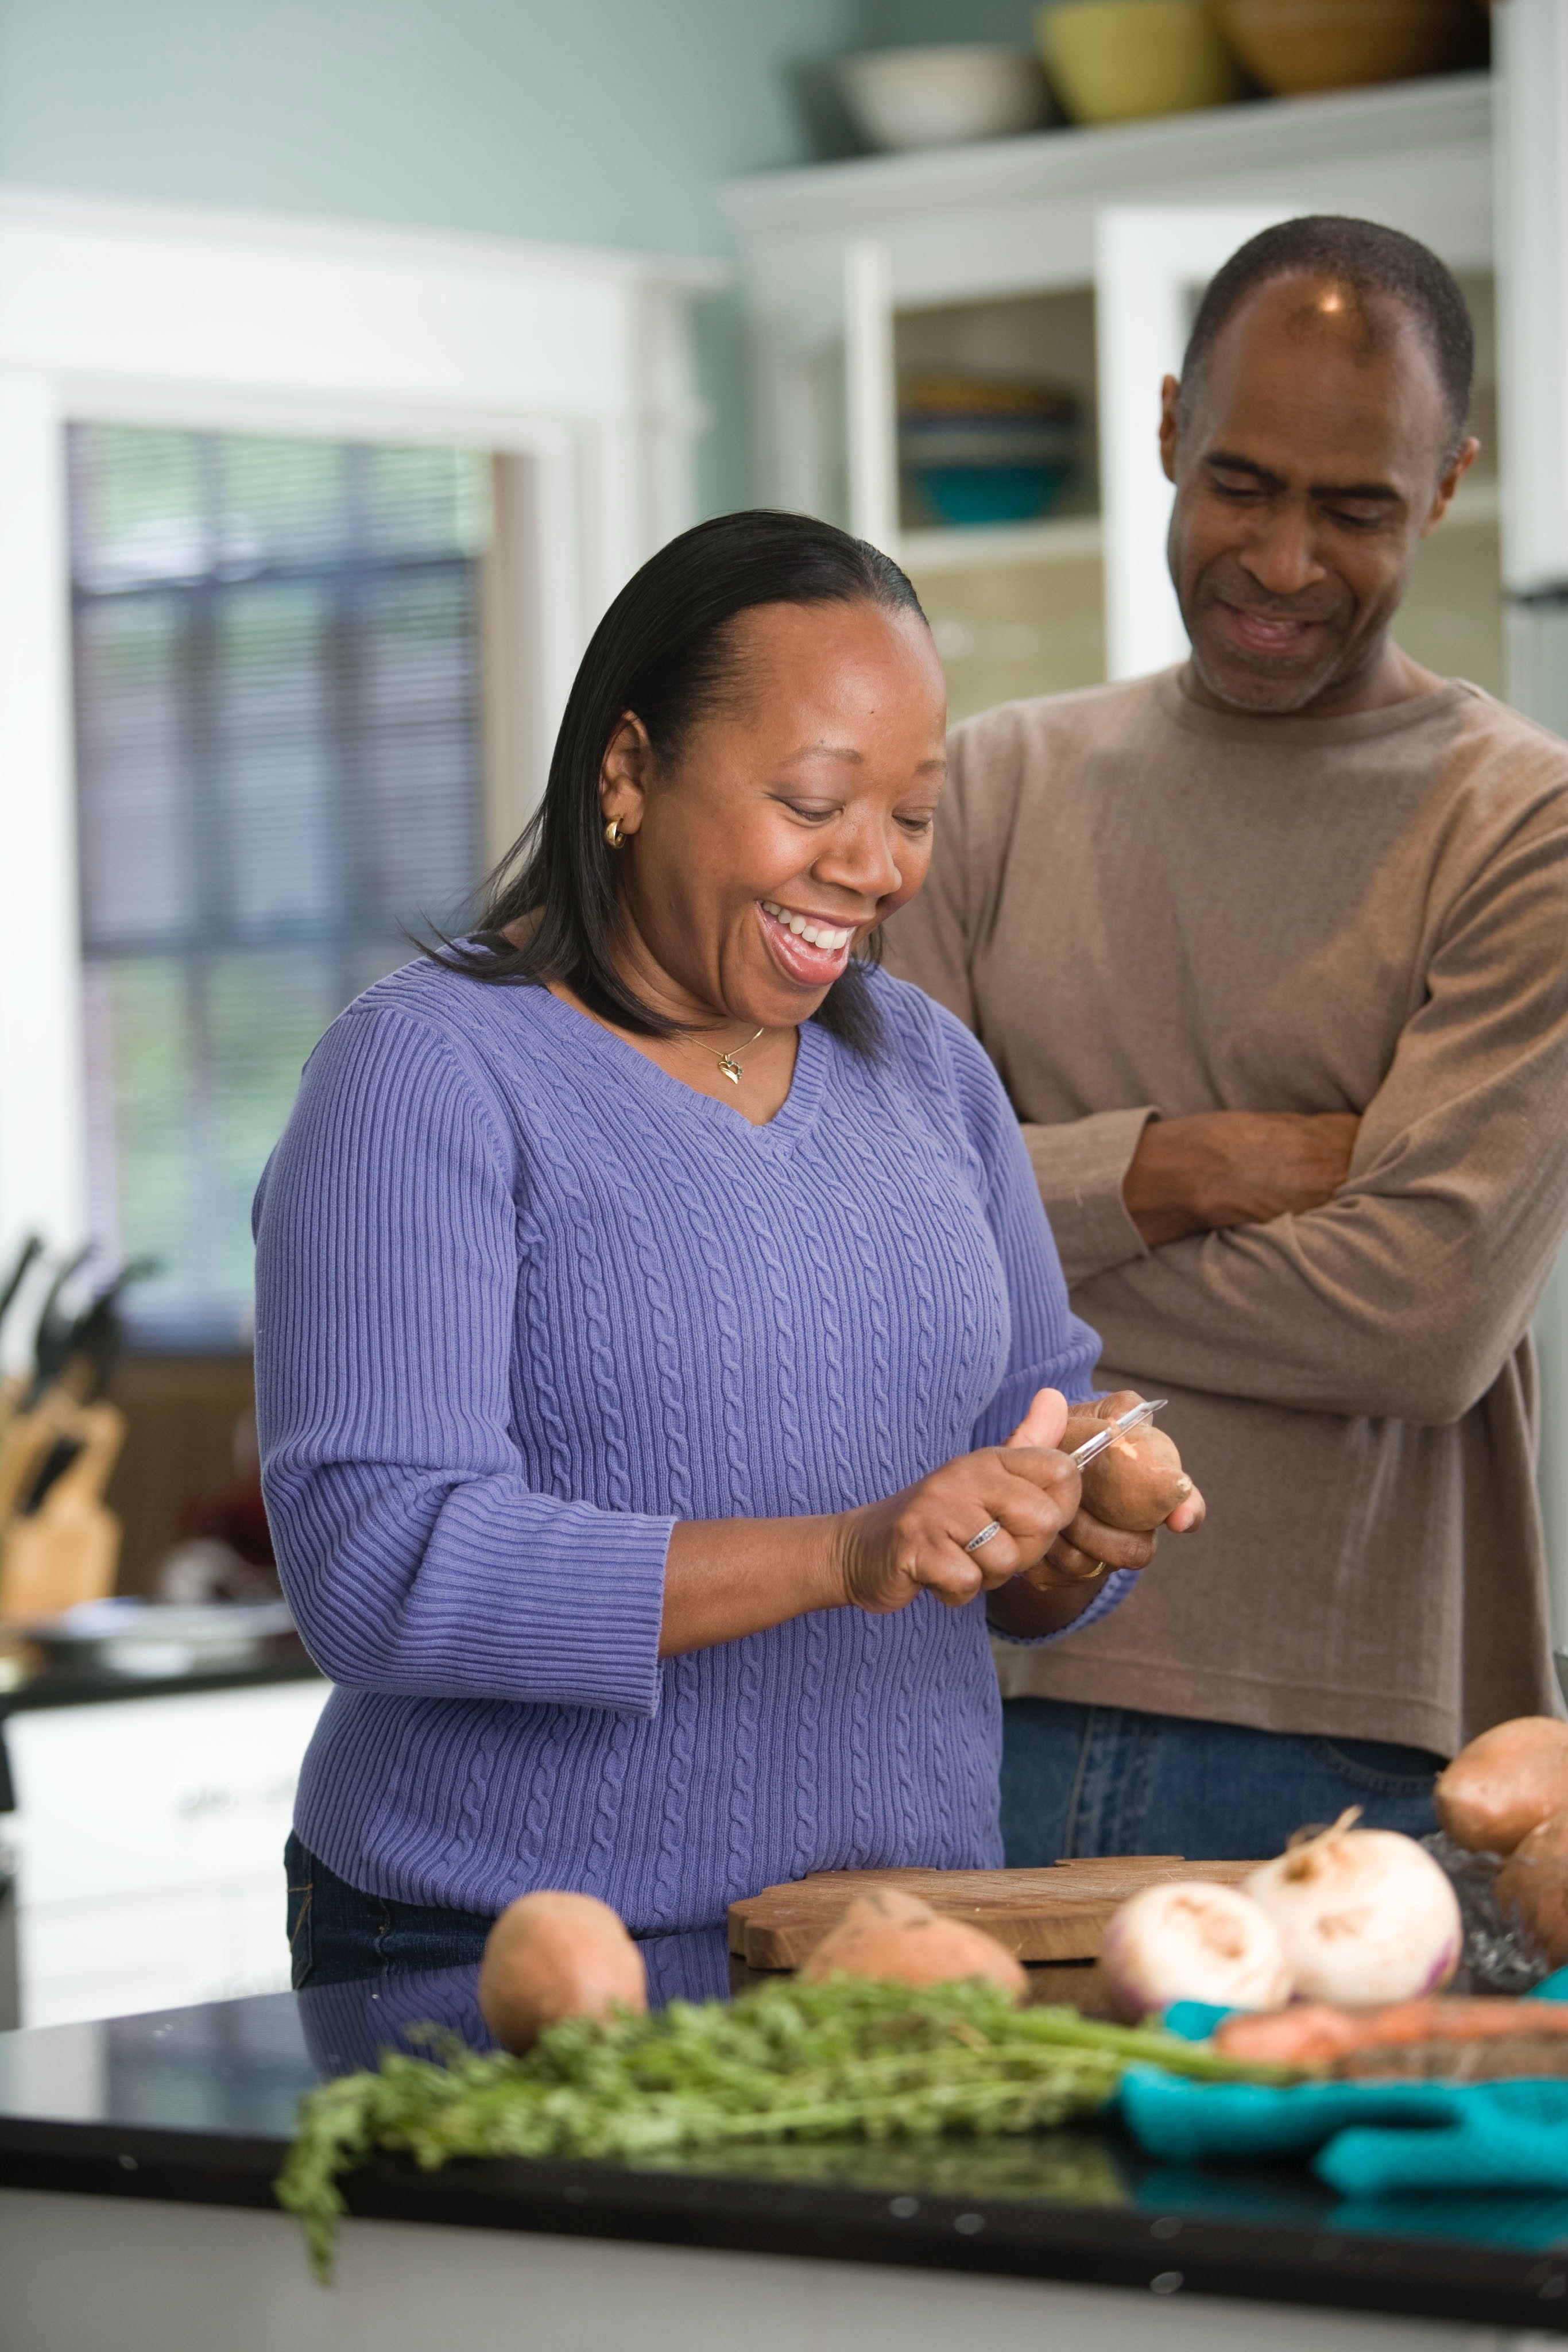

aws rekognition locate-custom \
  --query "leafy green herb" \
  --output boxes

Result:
[277,1975,1280,2280]
[653,2123,1130,2208]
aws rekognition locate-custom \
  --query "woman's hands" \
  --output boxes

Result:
[659,1388,1203,1657]
[831,1388,1083,1615]
[985,1387,1204,1641]
[1032,1388,1205,1585]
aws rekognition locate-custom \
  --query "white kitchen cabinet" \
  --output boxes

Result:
[722,74,1498,716]
[4,1677,329,2027]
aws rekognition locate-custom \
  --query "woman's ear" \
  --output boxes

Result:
[599,712,654,838]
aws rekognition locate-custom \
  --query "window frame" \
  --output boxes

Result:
[0,188,721,1326]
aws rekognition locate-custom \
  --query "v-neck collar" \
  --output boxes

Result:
[529,984,827,1150]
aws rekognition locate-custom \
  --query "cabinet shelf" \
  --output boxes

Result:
[899,478,1496,579]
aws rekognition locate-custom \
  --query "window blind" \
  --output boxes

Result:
[69,424,490,1344]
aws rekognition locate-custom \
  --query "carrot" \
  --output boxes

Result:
[1216,1995,1568,2070]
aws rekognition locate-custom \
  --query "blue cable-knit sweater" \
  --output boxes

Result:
[253,959,1128,1930]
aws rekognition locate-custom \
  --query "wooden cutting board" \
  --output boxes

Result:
[727,1857,1260,1970]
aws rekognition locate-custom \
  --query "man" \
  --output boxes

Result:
[885,216,1568,1862]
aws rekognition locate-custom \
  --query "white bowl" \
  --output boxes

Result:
[835,46,1054,152]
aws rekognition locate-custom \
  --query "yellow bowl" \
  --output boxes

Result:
[1038,0,1242,123]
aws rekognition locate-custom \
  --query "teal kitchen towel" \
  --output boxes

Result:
[1118,2071,1568,2198]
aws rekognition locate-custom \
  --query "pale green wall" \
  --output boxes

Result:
[0,0,880,508]
[864,0,1040,44]
[0,0,863,250]
[0,0,1021,506]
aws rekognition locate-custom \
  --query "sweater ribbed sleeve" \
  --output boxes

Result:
[254,1005,672,1714]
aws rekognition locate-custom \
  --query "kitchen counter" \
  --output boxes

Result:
[0,1633,321,1723]
[2,1944,1565,2351]
[0,1646,328,2029]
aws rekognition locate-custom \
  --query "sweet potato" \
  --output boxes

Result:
[1064,1401,1192,1533]
[1433,1716,1568,1854]
[800,1886,1028,1997]
[1496,1808,1568,1966]
[478,1890,648,2053]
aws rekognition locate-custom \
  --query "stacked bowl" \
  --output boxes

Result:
[899,374,1084,528]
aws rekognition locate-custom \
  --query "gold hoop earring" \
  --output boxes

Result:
[603,817,625,849]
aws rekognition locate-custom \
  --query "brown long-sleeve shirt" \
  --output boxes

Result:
[884,668,1568,1755]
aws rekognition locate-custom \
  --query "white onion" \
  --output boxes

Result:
[1100,1880,1293,2021]
[1242,1811,1462,2005]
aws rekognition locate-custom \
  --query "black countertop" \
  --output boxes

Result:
[0,1640,322,1718]
[2,1939,1566,2329]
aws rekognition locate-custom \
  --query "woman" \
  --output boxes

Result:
[258,511,1202,1987]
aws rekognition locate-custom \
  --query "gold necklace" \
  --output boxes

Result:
[695,1026,765,1085]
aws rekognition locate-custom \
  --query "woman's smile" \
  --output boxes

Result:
[756,898,855,986]
[583,594,948,1063]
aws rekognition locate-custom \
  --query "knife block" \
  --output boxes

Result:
[0,1399,126,1621]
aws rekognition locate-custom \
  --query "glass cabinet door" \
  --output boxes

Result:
[822,203,1501,718]
[1095,208,1501,693]
[1094,203,1287,679]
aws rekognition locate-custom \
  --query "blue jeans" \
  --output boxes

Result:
[283,1835,736,2004]
[285,1832,494,1989]
[1000,1699,1442,1865]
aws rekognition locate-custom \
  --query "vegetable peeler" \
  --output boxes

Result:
[1070,1398,1167,1471]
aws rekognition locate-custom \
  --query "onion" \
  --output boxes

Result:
[1242,1809,1462,2005]
[1100,1880,1293,2021]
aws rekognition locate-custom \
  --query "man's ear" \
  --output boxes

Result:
[1159,374,1182,488]
[1420,435,1481,539]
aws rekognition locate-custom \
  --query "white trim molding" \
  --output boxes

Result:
[723,75,1492,327]
[1495,0,1568,595]
[0,186,722,1286]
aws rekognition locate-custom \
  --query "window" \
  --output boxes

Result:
[69,425,490,1344]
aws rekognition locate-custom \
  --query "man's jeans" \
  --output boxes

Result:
[1000,1698,1442,1864]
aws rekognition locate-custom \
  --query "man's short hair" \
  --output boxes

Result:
[1178,215,1474,461]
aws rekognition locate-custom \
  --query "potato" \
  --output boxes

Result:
[478,1890,648,2052]
[1496,1808,1568,1966]
[800,1886,1028,1997]
[1433,1716,1568,1855]
[1064,1401,1192,1533]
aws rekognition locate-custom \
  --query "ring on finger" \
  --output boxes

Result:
[964,1519,1003,1554]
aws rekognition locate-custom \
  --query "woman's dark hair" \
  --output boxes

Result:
[431,508,927,1057]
